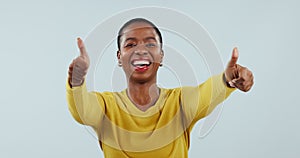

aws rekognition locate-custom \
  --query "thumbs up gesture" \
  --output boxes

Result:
[68,38,90,87]
[224,47,254,92]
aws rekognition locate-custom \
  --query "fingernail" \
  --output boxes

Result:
[77,38,82,47]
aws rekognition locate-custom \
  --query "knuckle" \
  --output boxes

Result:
[239,77,246,82]
[242,82,247,86]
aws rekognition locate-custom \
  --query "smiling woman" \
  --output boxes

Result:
[116,19,164,112]
[66,18,253,158]
[117,19,164,86]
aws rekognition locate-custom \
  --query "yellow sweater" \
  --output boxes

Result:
[66,73,235,158]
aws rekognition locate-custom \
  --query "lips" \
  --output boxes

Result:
[131,59,152,72]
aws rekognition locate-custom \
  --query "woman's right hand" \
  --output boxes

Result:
[68,38,90,87]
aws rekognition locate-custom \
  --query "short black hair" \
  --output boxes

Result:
[117,18,163,50]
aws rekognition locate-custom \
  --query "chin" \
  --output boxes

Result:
[128,72,157,84]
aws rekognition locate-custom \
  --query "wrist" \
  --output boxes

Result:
[68,77,84,87]
[223,73,235,88]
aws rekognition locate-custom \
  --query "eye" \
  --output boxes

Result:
[124,43,136,48]
[145,43,156,48]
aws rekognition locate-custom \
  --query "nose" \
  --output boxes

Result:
[133,44,149,56]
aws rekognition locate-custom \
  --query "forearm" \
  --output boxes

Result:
[199,73,236,117]
[66,79,103,128]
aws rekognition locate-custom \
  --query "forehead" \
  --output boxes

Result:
[121,22,159,41]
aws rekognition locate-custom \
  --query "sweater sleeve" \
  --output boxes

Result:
[66,79,106,129]
[180,73,236,126]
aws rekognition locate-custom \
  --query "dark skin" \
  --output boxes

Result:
[117,22,164,111]
[68,22,254,111]
[224,47,254,92]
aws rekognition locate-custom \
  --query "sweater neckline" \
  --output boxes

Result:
[119,87,166,117]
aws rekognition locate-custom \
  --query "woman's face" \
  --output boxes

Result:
[118,22,163,83]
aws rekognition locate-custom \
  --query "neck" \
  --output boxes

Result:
[126,79,160,111]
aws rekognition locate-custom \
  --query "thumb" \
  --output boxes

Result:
[227,47,239,68]
[77,37,88,57]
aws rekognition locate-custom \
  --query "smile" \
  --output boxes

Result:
[131,59,152,72]
[131,60,151,67]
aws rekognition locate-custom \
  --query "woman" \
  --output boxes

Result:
[67,18,253,157]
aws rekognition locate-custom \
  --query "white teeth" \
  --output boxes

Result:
[133,60,150,66]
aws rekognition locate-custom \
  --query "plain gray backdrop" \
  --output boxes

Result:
[1,0,299,157]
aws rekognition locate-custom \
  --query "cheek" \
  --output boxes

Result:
[119,52,131,64]
[152,53,162,62]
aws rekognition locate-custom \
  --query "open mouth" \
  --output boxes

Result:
[131,60,152,72]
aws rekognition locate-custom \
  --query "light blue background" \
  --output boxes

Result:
[1,0,299,157]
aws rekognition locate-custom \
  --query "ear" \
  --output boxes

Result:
[160,50,164,63]
[117,50,121,62]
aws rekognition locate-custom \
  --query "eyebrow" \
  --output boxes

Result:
[124,37,136,43]
[144,37,157,41]
[124,37,157,43]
